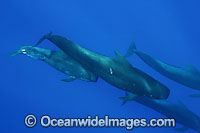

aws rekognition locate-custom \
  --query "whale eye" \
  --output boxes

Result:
[21,49,27,54]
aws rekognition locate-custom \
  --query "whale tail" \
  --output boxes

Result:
[189,93,200,98]
[34,32,52,47]
[124,41,136,58]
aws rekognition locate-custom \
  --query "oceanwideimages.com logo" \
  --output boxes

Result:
[24,114,176,130]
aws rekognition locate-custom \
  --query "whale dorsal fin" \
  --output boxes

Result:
[114,51,124,58]
[124,41,136,58]
[114,51,132,68]
[186,65,200,74]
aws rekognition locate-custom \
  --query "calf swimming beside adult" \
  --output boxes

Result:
[10,46,98,82]
[34,32,170,99]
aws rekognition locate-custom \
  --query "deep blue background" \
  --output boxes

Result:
[1,0,200,132]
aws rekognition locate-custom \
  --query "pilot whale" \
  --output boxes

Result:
[120,93,200,131]
[34,33,170,99]
[125,41,200,91]
[10,46,98,82]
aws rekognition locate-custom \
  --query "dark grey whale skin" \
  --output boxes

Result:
[120,94,200,132]
[10,46,98,82]
[35,33,170,99]
[126,42,200,91]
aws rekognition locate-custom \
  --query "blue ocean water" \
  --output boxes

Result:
[1,0,200,132]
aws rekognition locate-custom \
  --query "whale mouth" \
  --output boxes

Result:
[9,48,27,56]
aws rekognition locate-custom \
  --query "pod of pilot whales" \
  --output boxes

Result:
[10,32,200,131]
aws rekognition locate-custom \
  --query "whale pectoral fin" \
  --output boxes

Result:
[174,126,188,132]
[119,93,138,106]
[61,76,76,82]
[124,41,136,58]
[119,92,129,106]
[189,93,200,98]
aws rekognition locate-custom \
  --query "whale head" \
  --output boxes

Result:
[10,46,51,61]
[145,81,170,99]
